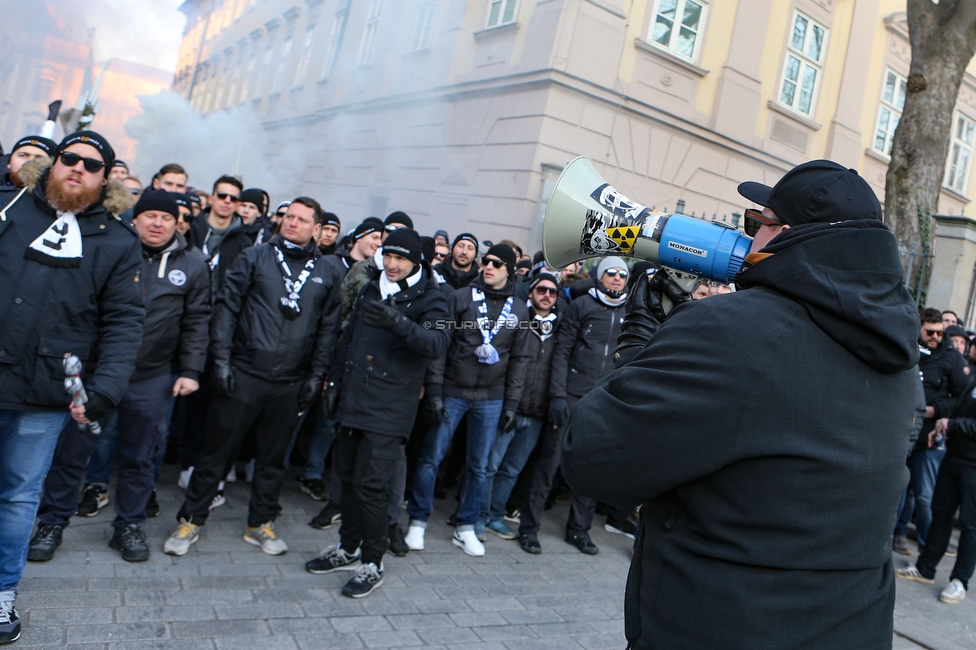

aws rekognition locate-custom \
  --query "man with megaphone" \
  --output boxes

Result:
[559,160,920,649]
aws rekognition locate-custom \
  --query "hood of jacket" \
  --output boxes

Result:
[143,231,188,259]
[437,257,480,287]
[735,220,919,374]
[20,156,133,217]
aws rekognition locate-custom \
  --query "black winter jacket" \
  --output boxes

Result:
[0,159,144,410]
[434,257,479,290]
[916,336,969,449]
[517,309,559,418]
[130,233,210,383]
[550,289,625,399]
[211,236,342,382]
[188,210,254,295]
[323,246,357,279]
[563,221,919,649]
[334,266,451,437]
[427,276,531,411]
[945,374,976,465]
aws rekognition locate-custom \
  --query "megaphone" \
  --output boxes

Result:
[542,157,752,285]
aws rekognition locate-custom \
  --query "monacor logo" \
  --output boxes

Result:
[667,241,708,258]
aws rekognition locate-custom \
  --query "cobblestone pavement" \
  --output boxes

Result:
[13,468,964,649]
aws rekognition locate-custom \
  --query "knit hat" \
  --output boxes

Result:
[353,218,384,240]
[385,211,413,229]
[112,160,128,170]
[240,188,265,208]
[453,232,478,249]
[275,200,291,213]
[382,228,423,265]
[421,236,436,263]
[485,243,517,275]
[596,256,628,278]
[323,212,340,228]
[530,272,560,291]
[172,193,190,209]
[434,229,449,242]
[133,189,179,219]
[11,135,56,157]
[516,259,532,271]
[56,130,115,176]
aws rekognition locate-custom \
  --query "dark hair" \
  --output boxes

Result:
[157,163,187,178]
[212,175,243,194]
[499,239,522,257]
[920,307,944,324]
[289,196,323,224]
[943,310,959,319]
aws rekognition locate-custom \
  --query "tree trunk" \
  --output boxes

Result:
[885,0,976,304]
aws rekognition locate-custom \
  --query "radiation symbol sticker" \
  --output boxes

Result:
[606,226,638,254]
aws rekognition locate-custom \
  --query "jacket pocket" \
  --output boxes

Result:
[30,336,93,407]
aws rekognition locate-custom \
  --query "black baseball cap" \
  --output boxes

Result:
[738,160,882,228]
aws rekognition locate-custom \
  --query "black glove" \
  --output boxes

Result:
[548,397,570,428]
[212,360,235,398]
[422,394,448,428]
[362,299,402,330]
[614,270,692,364]
[498,409,517,434]
[322,381,340,419]
[83,391,111,423]
[298,376,323,412]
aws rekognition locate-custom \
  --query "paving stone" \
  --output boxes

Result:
[66,623,170,644]
[448,611,508,628]
[293,632,364,649]
[473,624,538,641]
[386,613,457,630]
[109,641,215,650]
[165,590,255,605]
[215,636,298,650]
[358,629,425,647]
[328,615,392,633]
[26,607,114,626]
[13,625,65,647]
[172,620,270,639]
[115,605,217,623]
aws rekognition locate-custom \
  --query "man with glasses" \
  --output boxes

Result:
[122,176,143,200]
[405,244,531,557]
[518,257,631,555]
[892,307,969,556]
[188,175,253,294]
[0,130,144,644]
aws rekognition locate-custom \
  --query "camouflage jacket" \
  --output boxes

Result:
[340,257,377,328]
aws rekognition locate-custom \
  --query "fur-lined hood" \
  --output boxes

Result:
[19,156,134,217]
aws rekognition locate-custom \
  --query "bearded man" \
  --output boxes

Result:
[0,131,144,645]
[2,136,56,188]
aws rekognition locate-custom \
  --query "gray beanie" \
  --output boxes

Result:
[596,256,628,277]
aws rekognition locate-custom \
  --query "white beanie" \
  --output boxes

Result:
[596,256,628,277]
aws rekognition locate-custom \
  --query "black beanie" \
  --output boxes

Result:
[134,189,179,219]
[240,188,265,208]
[323,212,340,228]
[453,232,478,249]
[516,259,532,271]
[172,193,190,209]
[353,218,384,240]
[382,228,423,265]
[11,136,56,157]
[385,211,413,229]
[56,130,115,176]
[530,272,560,291]
[420,236,436,263]
[485,243,517,275]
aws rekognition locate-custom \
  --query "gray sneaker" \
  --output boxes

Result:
[163,519,200,556]
[243,522,288,556]
[892,535,911,556]
[306,544,362,574]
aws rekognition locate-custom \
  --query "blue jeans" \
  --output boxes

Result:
[0,409,70,592]
[407,397,503,527]
[303,414,337,480]
[481,414,543,524]
[894,446,946,548]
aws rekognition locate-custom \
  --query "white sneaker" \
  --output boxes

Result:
[453,528,485,557]
[225,466,237,483]
[244,522,288,556]
[895,563,935,584]
[178,467,194,490]
[163,519,199,556]
[245,459,256,483]
[404,525,426,551]
[209,490,226,510]
[940,579,967,604]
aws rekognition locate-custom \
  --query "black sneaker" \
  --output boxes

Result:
[27,524,63,562]
[518,533,542,555]
[299,478,327,501]
[144,489,160,518]
[388,524,409,557]
[309,503,342,530]
[604,517,638,540]
[109,525,150,562]
[0,601,20,645]
[305,544,361,574]
[341,562,384,598]
[76,483,108,517]
[892,535,911,556]
[565,532,599,555]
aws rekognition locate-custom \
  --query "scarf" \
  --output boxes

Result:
[472,287,515,364]
[589,285,627,308]
[529,307,557,342]
[26,210,83,267]
[273,241,317,320]
[379,265,423,299]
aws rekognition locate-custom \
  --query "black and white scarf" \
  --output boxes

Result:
[274,241,316,320]
[589,286,627,308]
[379,265,423,299]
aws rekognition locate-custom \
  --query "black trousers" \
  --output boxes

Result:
[39,373,174,530]
[916,459,976,589]
[336,427,405,566]
[177,370,301,527]
[519,394,595,537]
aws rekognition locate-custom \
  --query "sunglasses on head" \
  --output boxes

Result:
[482,257,506,269]
[534,285,558,296]
[59,151,105,174]
[384,224,403,232]
[216,192,240,203]
[604,268,629,278]
[743,208,786,237]
[923,328,944,337]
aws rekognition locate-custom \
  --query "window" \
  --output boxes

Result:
[31,77,54,102]
[241,44,257,101]
[649,0,706,61]
[945,113,976,194]
[322,10,346,79]
[295,24,316,86]
[873,69,907,156]
[411,1,437,51]
[273,36,292,93]
[261,40,275,95]
[778,11,828,117]
[358,0,384,67]
[485,0,518,28]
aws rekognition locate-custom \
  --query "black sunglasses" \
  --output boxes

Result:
[604,268,629,278]
[743,208,785,237]
[482,257,506,269]
[216,192,241,203]
[533,285,558,296]
[922,328,944,337]
[59,151,105,174]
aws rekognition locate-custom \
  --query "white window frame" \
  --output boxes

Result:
[295,24,316,87]
[485,0,519,29]
[777,11,828,118]
[273,36,292,94]
[411,0,437,51]
[647,0,707,63]
[322,10,347,79]
[945,112,976,195]
[357,0,384,67]
[872,68,907,156]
